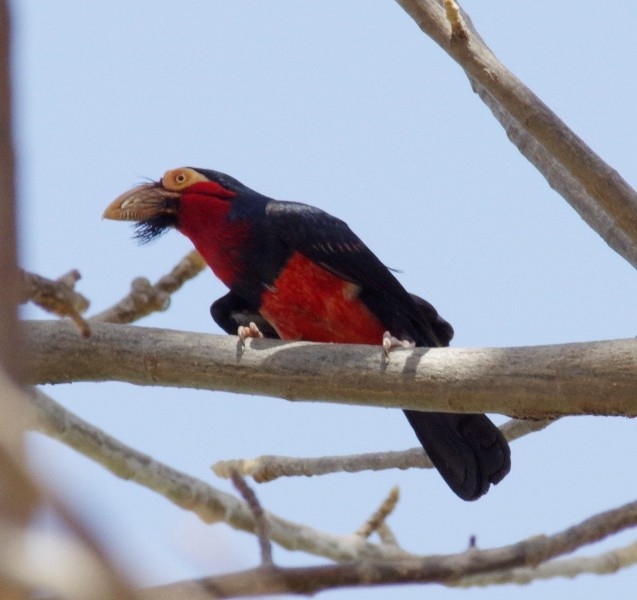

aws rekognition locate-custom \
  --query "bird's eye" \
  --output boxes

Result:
[162,167,206,191]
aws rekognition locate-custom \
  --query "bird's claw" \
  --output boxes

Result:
[238,321,264,346]
[382,331,415,357]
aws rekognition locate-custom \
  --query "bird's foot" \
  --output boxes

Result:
[382,331,416,357]
[238,321,264,346]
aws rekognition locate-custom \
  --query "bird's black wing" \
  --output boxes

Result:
[265,199,509,501]
[264,200,453,347]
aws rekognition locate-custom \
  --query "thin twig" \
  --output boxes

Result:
[376,523,400,548]
[213,418,556,482]
[90,250,206,324]
[444,0,467,41]
[356,487,400,540]
[213,449,429,482]
[230,471,273,566]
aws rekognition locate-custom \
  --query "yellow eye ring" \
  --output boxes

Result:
[162,167,208,191]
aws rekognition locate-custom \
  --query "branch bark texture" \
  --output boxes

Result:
[30,389,411,563]
[212,418,555,482]
[149,497,637,598]
[396,0,637,269]
[24,320,637,418]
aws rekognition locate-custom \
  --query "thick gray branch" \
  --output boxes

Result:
[395,0,637,269]
[24,320,637,418]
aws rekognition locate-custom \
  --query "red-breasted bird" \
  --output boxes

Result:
[104,167,510,500]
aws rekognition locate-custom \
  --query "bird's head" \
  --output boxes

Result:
[103,167,256,243]
[104,167,265,287]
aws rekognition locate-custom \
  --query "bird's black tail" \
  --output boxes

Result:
[403,410,510,501]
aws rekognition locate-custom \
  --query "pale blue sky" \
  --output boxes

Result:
[15,2,637,599]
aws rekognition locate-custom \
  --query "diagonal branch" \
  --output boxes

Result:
[230,472,273,566]
[355,487,400,540]
[395,0,637,269]
[90,250,206,324]
[28,388,413,563]
[23,320,637,418]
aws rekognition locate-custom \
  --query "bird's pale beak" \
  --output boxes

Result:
[103,182,179,222]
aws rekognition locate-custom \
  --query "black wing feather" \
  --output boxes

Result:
[264,200,452,347]
[262,199,509,501]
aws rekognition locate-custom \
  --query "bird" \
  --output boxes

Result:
[103,167,510,500]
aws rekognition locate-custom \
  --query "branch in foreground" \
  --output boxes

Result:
[24,320,637,418]
[147,498,637,598]
[90,250,206,324]
[0,0,20,381]
[212,417,555,482]
[28,389,412,563]
[0,372,138,600]
[395,0,637,269]
[20,269,90,337]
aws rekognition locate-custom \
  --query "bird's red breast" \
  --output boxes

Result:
[260,252,386,343]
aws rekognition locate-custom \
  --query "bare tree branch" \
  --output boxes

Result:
[90,250,206,324]
[28,389,414,563]
[24,320,637,418]
[453,537,637,587]
[214,448,433,482]
[355,487,400,540]
[230,472,273,566]
[395,0,637,269]
[146,497,637,598]
[140,534,637,598]
[212,418,556,482]
[13,2,637,597]
[143,535,637,599]
[20,270,90,337]
[18,250,206,340]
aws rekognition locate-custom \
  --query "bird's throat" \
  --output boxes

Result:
[177,194,250,288]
